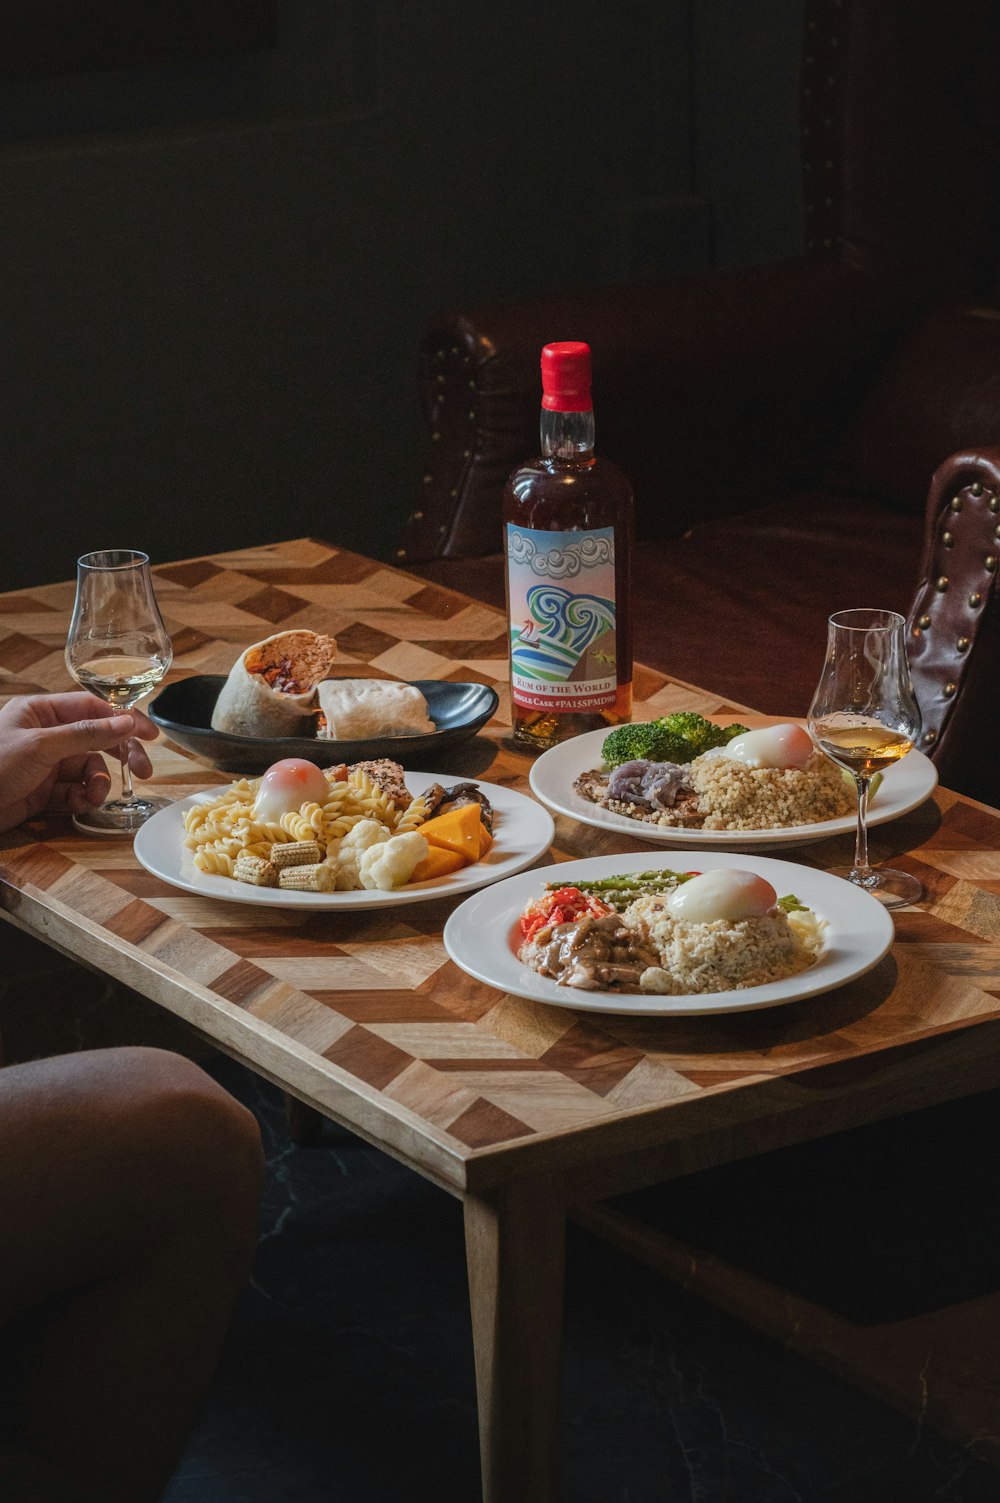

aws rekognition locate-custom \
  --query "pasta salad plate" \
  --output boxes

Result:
[133,773,555,910]
[529,728,938,849]
[443,851,895,1017]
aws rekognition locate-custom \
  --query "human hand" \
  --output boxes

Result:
[0,692,159,834]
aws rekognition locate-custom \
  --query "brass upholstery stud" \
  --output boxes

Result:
[923,729,938,746]
[957,637,970,653]
[990,495,999,512]
[950,496,963,511]
[449,487,458,498]
[994,522,1000,538]
[970,592,982,608]
[462,449,472,458]
[936,576,949,591]
[436,374,445,384]
[431,431,441,442]
[395,547,406,559]
[468,410,476,420]
[986,556,998,573]
[943,530,954,547]
[943,683,957,698]
[971,482,983,497]
[918,614,931,628]
[422,473,432,484]
[411,509,424,521]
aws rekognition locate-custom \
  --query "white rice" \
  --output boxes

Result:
[622,895,827,995]
[688,751,853,830]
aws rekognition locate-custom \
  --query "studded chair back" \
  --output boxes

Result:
[907,451,1000,805]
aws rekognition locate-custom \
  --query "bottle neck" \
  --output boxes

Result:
[540,407,595,461]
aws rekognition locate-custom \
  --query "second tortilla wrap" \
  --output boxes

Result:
[317,678,434,740]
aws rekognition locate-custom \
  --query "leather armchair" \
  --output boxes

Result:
[398,0,1000,806]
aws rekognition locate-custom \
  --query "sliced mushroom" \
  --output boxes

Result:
[438,782,494,831]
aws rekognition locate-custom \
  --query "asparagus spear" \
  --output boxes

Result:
[544,869,696,902]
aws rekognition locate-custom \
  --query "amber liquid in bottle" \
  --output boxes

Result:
[503,377,633,752]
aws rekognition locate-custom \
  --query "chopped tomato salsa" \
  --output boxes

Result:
[519,886,613,943]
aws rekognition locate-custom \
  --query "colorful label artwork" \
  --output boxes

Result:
[506,525,617,712]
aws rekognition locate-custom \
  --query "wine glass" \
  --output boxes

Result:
[807,608,923,908]
[65,550,173,835]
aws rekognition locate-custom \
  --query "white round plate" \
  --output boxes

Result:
[528,728,938,849]
[444,850,896,1016]
[133,773,555,910]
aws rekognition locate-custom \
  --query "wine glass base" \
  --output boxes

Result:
[72,795,172,837]
[827,864,923,909]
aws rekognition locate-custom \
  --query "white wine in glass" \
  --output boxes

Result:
[808,608,923,908]
[65,550,173,835]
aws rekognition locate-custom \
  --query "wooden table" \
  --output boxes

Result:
[3,538,1000,1502]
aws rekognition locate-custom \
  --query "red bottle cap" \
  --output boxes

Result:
[541,341,592,412]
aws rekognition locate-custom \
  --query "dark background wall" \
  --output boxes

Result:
[0,0,803,591]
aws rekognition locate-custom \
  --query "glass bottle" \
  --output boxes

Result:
[503,341,633,751]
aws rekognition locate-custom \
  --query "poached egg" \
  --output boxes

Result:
[253,758,329,823]
[666,869,777,924]
[722,723,813,770]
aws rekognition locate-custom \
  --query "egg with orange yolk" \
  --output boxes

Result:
[723,723,813,770]
[666,870,777,924]
[253,759,329,823]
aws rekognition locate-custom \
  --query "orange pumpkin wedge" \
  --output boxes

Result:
[417,802,485,865]
[410,844,467,883]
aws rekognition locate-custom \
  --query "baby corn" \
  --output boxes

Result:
[233,853,278,888]
[269,840,325,869]
[277,862,335,893]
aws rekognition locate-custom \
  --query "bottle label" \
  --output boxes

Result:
[506,525,618,712]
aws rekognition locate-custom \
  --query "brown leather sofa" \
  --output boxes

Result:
[398,0,1000,808]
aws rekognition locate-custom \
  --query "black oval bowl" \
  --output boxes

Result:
[148,676,500,775]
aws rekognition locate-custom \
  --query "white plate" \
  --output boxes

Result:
[133,773,555,910]
[528,728,938,849]
[444,850,896,1016]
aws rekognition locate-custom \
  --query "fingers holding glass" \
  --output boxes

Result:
[64,551,172,836]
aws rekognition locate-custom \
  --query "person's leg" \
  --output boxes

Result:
[0,1047,263,1502]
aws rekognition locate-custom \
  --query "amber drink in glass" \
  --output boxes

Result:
[808,608,923,908]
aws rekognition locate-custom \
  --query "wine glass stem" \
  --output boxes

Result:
[852,773,872,881]
[119,743,136,805]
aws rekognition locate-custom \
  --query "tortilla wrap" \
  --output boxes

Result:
[211,630,336,737]
[317,679,434,740]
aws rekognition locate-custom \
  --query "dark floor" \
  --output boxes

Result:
[164,1057,1000,1503]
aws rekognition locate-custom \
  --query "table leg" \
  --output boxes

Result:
[464,1180,566,1503]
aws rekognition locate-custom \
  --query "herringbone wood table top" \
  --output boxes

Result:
[3,538,1000,1194]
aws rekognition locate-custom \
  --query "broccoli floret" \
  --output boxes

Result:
[656,711,749,756]
[720,721,750,744]
[602,714,753,767]
[601,721,689,767]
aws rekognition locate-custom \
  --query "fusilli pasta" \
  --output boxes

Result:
[182,764,427,876]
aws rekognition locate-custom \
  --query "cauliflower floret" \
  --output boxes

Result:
[359,832,429,891]
[328,818,391,891]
